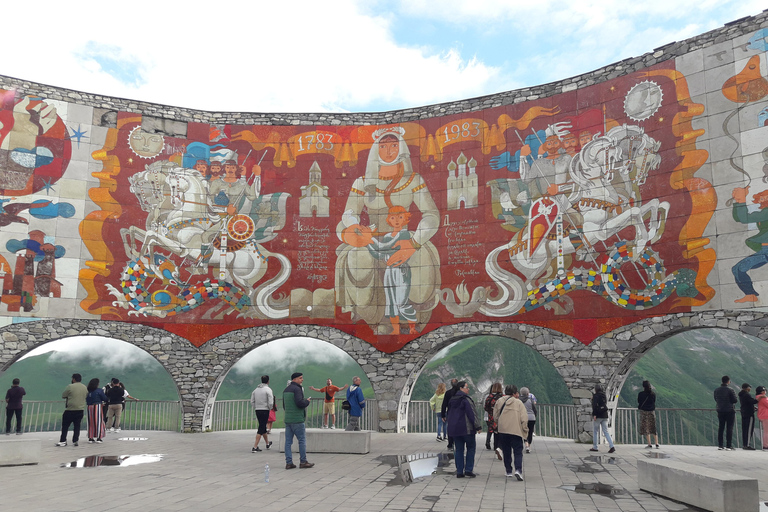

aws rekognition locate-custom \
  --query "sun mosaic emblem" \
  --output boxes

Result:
[624,81,663,122]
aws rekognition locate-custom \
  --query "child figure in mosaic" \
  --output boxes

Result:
[366,205,417,335]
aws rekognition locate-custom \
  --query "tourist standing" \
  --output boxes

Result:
[739,383,758,450]
[57,373,88,447]
[86,378,107,444]
[756,386,768,450]
[283,372,314,469]
[519,387,537,453]
[105,378,125,432]
[637,380,660,449]
[590,383,615,453]
[345,376,366,431]
[250,375,274,452]
[441,378,460,449]
[429,383,447,441]
[483,382,503,450]
[446,381,482,478]
[494,385,529,480]
[714,375,737,450]
[4,378,25,435]
[309,378,348,429]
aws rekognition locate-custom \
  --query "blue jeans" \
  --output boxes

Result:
[435,413,446,437]
[732,246,768,296]
[593,418,614,449]
[453,434,476,475]
[285,422,307,464]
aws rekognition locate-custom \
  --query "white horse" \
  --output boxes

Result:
[480,126,669,317]
[119,161,290,319]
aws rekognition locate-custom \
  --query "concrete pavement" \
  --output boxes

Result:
[4,430,768,511]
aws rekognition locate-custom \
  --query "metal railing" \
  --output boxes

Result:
[406,401,578,440]
[0,400,182,433]
[614,407,765,448]
[211,399,380,432]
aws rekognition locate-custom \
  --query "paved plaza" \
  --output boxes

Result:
[4,430,768,512]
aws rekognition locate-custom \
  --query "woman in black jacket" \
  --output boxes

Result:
[637,380,660,448]
[590,384,615,453]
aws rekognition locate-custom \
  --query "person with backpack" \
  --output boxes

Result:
[494,385,529,480]
[519,387,537,453]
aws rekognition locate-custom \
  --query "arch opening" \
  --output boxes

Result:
[402,334,572,435]
[0,335,183,433]
[206,336,375,431]
[610,327,768,447]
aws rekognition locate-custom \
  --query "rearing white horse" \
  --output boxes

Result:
[117,161,290,319]
[480,125,669,317]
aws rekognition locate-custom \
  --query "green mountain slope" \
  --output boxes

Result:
[0,352,179,401]
[411,336,573,405]
[618,328,768,408]
[217,360,373,400]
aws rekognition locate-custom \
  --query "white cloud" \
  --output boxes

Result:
[231,337,350,374]
[20,336,157,371]
[2,1,498,113]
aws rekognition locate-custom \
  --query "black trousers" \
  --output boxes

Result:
[5,408,22,433]
[717,410,735,448]
[742,413,755,447]
[60,410,84,443]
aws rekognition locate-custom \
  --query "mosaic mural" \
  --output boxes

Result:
[1,27,768,352]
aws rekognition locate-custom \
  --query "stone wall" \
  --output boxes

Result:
[1,11,768,437]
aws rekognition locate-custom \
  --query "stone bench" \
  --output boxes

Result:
[0,438,41,466]
[637,458,758,512]
[278,429,371,454]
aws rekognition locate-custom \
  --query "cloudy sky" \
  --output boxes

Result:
[21,335,351,373]
[3,1,765,113]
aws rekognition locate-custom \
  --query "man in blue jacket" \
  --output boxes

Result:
[345,376,366,431]
[283,372,314,469]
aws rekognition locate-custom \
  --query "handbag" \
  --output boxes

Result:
[341,400,351,411]
[268,409,276,422]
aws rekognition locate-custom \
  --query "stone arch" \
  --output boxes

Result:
[200,325,391,431]
[589,312,768,443]
[0,319,193,428]
[393,322,600,433]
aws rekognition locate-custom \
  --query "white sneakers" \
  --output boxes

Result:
[330,425,335,429]
[55,442,67,447]
[495,448,503,461]
[514,470,524,481]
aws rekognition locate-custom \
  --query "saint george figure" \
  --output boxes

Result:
[366,206,417,335]
[335,127,440,334]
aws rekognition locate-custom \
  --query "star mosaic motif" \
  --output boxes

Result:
[69,124,89,148]
[41,177,56,195]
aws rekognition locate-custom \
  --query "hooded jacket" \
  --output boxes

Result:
[446,390,481,437]
[494,395,529,438]
[250,383,274,411]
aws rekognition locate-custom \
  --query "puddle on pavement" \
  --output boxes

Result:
[61,454,164,468]
[566,463,606,473]
[583,455,620,465]
[644,452,671,459]
[559,483,629,498]
[375,452,455,486]
[117,437,148,441]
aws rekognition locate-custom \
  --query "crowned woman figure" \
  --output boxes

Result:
[335,127,441,334]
